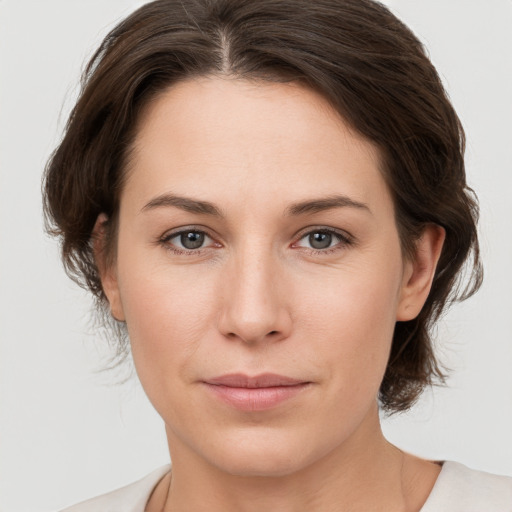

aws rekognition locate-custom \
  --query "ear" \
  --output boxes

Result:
[92,214,125,322]
[396,224,445,321]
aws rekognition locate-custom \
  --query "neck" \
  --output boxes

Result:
[151,407,439,512]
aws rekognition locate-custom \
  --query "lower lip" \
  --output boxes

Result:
[203,383,311,412]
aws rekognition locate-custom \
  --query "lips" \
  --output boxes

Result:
[205,373,308,388]
[202,373,311,411]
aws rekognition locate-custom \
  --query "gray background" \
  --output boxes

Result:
[1,1,511,511]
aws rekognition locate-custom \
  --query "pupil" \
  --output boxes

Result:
[181,231,204,249]
[310,232,332,249]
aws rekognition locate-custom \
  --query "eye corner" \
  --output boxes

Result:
[157,226,222,255]
[291,226,355,254]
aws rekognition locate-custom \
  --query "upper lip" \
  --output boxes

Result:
[204,373,308,388]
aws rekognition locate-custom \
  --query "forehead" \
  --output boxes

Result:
[124,77,391,215]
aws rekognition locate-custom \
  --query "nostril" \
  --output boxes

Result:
[268,331,278,336]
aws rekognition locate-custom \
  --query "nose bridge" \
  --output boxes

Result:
[219,239,290,344]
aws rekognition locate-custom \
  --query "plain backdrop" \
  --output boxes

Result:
[1,1,511,511]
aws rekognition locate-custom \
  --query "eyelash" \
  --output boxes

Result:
[159,227,219,256]
[158,227,354,256]
[292,227,354,255]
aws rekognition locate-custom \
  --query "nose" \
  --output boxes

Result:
[217,247,292,345]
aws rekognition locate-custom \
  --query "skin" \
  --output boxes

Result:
[96,77,445,511]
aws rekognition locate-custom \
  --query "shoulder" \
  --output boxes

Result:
[59,465,171,512]
[422,461,512,512]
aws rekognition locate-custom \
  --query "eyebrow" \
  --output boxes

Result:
[141,193,223,217]
[141,193,370,217]
[286,195,371,216]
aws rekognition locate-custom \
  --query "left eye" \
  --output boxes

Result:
[295,230,346,250]
[167,230,212,250]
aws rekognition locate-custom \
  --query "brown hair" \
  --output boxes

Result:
[43,0,482,412]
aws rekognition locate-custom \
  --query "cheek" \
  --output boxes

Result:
[116,253,221,397]
[297,258,402,397]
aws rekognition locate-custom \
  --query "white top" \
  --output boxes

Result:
[60,461,512,512]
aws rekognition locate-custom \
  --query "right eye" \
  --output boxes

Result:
[161,229,216,253]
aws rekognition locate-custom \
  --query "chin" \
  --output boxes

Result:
[198,426,329,478]
[214,450,308,478]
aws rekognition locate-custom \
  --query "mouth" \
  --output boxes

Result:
[202,373,312,412]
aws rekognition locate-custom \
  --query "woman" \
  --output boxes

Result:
[42,0,512,510]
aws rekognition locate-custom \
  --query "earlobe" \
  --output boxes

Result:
[92,214,125,322]
[396,224,446,322]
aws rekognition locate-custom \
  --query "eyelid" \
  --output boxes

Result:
[160,224,214,239]
[293,225,353,242]
[158,225,222,252]
[291,226,354,251]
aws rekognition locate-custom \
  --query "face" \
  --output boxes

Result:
[99,77,437,477]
